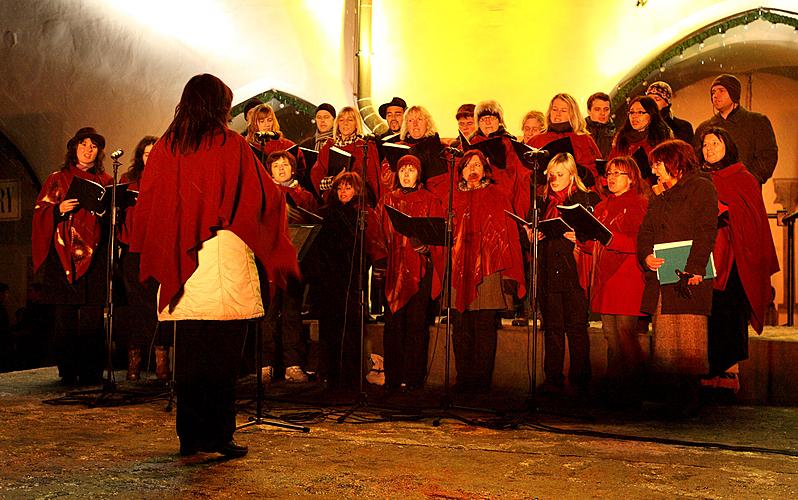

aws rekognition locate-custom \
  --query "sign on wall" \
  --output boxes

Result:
[0,179,21,221]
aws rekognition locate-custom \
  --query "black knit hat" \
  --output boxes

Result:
[711,74,742,103]
[455,103,476,120]
[243,98,264,118]
[378,97,407,119]
[315,103,336,118]
[67,127,105,150]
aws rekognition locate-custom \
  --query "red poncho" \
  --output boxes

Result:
[32,165,112,283]
[374,187,445,313]
[709,162,779,333]
[129,129,299,312]
[451,182,526,312]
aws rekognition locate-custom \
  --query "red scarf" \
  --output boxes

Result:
[543,186,573,220]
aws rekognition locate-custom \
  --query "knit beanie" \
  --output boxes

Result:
[315,103,336,118]
[397,154,422,173]
[711,74,742,103]
[646,81,673,105]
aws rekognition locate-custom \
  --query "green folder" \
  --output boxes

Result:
[653,240,716,285]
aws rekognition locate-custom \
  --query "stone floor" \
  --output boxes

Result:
[1,367,798,499]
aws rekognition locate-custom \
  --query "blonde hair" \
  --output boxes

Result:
[520,110,547,136]
[546,93,589,135]
[246,104,282,143]
[543,152,589,196]
[399,105,438,141]
[333,106,363,140]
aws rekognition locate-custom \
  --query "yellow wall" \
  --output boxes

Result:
[369,0,793,137]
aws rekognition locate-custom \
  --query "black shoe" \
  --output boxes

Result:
[203,440,248,458]
[179,441,199,456]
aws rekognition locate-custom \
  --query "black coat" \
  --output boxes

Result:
[662,107,694,144]
[536,190,601,293]
[637,172,718,315]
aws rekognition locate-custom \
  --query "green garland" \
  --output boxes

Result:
[611,8,798,110]
[231,89,316,117]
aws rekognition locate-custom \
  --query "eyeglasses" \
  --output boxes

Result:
[478,115,498,122]
[604,171,629,179]
[627,111,648,117]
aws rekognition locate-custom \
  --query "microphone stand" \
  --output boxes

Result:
[336,137,372,423]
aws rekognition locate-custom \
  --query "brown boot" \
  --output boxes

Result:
[126,348,142,381]
[155,346,170,381]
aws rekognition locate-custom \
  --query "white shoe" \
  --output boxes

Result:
[261,366,273,383]
[284,365,308,383]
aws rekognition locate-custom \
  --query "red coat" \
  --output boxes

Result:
[451,182,526,312]
[590,190,648,316]
[709,162,779,333]
[32,165,112,282]
[310,138,384,205]
[527,131,601,184]
[130,129,299,312]
[374,188,444,313]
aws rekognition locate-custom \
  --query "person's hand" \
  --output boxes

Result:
[59,199,79,215]
[563,231,576,243]
[523,226,534,242]
[645,253,664,271]
[687,274,703,286]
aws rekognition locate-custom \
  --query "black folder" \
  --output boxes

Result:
[382,143,412,171]
[409,135,447,178]
[285,193,323,224]
[556,203,613,245]
[300,147,319,168]
[464,136,506,169]
[375,132,401,162]
[505,210,571,239]
[328,146,354,177]
[385,205,446,246]
[65,177,132,214]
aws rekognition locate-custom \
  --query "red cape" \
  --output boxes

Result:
[374,188,445,313]
[451,183,526,312]
[709,162,779,333]
[129,129,299,312]
[32,165,112,282]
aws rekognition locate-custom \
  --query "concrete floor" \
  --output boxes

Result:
[1,367,798,499]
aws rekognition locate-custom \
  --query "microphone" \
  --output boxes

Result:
[442,147,464,157]
[522,148,548,160]
[110,149,124,160]
[255,131,279,142]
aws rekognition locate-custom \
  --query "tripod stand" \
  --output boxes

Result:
[237,320,310,433]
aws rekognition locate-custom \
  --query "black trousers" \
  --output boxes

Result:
[383,268,432,388]
[452,309,498,391]
[174,320,247,449]
[708,264,750,375]
[262,277,306,370]
[541,288,591,388]
[53,305,104,382]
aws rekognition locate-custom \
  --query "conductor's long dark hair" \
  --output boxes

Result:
[125,136,158,182]
[613,95,673,154]
[164,73,233,155]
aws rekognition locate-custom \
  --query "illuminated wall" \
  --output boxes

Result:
[369,0,797,137]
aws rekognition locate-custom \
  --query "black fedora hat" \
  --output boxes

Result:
[68,127,106,150]
[378,97,407,119]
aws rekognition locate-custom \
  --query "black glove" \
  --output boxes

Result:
[674,269,694,300]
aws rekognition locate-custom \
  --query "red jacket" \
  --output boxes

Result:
[709,162,779,333]
[374,187,444,313]
[310,138,384,205]
[451,181,526,312]
[130,130,299,312]
[590,190,648,316]
[32,165,112,282]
